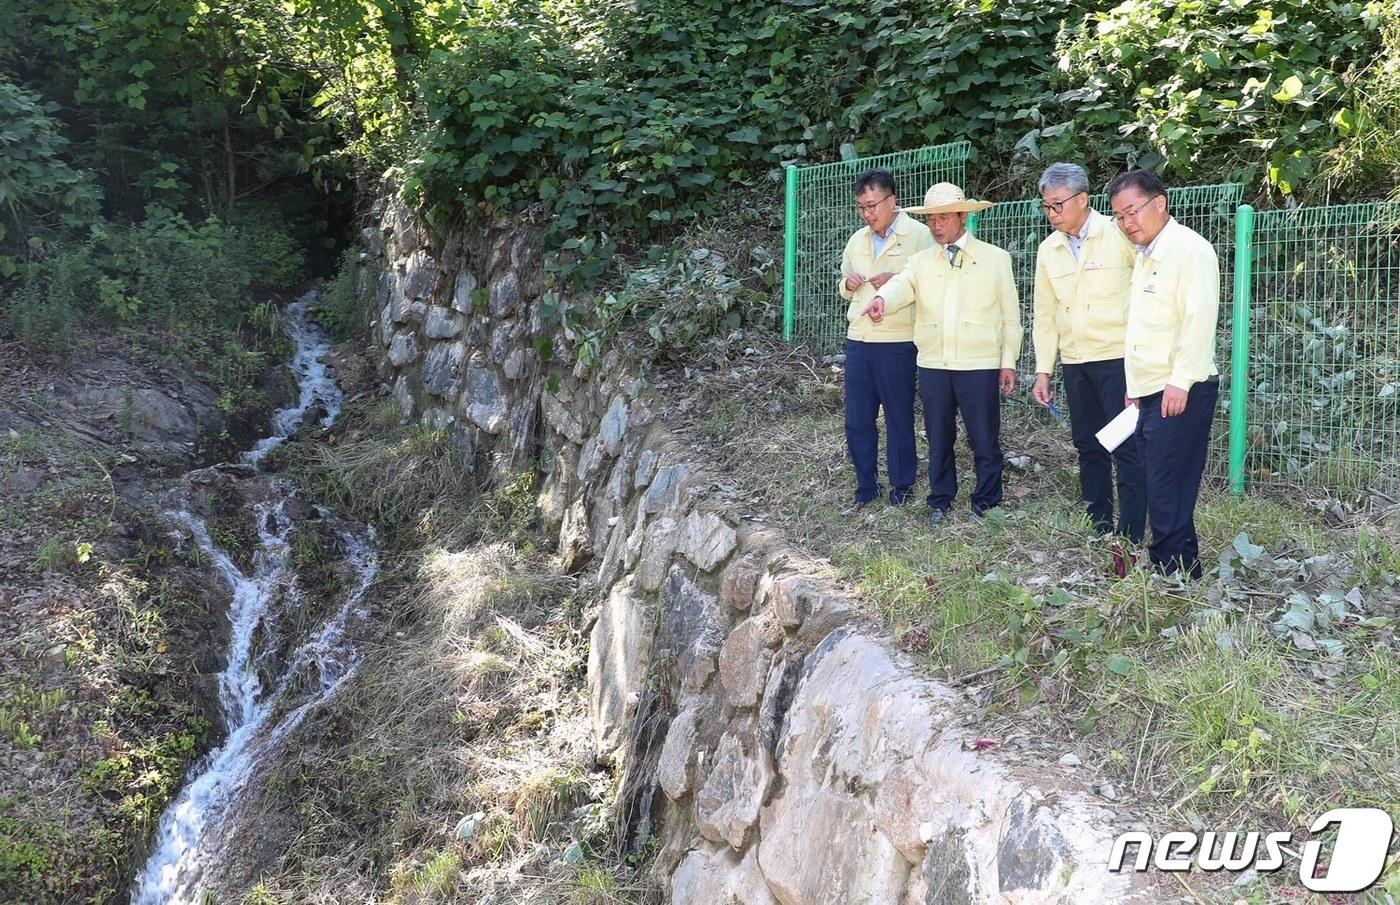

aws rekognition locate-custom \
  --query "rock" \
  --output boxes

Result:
[455,811,486,841]
[757,631,963,902]
[719,552,766,611]
[560,498,592,573]
[662,566,726,692]
[361,224,383,258]
[6,467,43,494]
[503,346,534,380]
[421,407,454,432]
[422,341,466,396]
[643,463,693,517]
[1058,753,1082,768]
[387,330,419,367]
[658,702,702,801]
[577,436,608,484]
[600,395,629,456]
[451,271,479,313]
[382,196,418,255]
[392,374,415,418]
[490,320,516,364]
[634,448,659,490]
[587,579,653,757]
[718,614,781,709]
[462,367,508,433]
[489,271,522,317]
[680,510,738,572]
[424,305,464,339]
[997,795,1070,893]
[763,573,855,641]
[671,845,778,905]
[399,249,438,302]
[375,270,393,310]
[922,827,982,904]
[756,653,802,758]
[637,517,681,592]
[696,726,774,850]
[758,786,910,905]
[77,386,196,443]
[542,389,587,444]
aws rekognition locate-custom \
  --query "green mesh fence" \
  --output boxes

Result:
[969,184,1244,476]
[1240,202,1400,499]
[783,141,971,353]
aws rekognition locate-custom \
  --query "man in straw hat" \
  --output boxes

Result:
[866,182,1021,526]
[839,169,936,509]
[1031,162,1145,544]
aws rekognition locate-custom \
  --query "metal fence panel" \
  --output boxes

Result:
[784,142,971,353]
[1243,202,1400,498]
[971,184,1244,475]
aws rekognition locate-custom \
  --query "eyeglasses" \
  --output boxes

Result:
[1040,191,1086,216]
[856,194,894,215]
[1112,195,1163,225]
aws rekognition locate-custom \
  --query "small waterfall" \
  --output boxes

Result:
[131,291,377,904]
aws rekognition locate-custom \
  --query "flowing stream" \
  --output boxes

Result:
[131,292,377,904]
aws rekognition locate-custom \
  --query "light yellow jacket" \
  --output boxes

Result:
[1124,218,1220,398]
[1032,209,1137,372]
[840,212,936,342]
[879,233,1022,371]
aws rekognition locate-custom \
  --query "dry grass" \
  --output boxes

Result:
[656,339,1400,900]
[236,399,660,905]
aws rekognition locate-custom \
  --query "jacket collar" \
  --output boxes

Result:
[1048,208,1106,251]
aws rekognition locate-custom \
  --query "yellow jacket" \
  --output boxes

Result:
[1124,218,1220,398]
[841,212,936,342]
[878,233,1021,370]
[1032,209,1137,372]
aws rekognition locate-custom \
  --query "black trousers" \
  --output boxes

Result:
[1135,379,1219,578]
[919,367,1002,513]
[845,340,918,503]
[1062,359,1146,542]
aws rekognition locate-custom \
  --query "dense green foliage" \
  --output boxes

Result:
[1053,0,1391,196]
[4,0,1398,317]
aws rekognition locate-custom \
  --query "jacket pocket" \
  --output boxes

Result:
[956,318,998,361]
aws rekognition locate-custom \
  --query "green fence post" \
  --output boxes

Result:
[967,211,980,236]
[782,165,799,342]
[1229,204,1255,496]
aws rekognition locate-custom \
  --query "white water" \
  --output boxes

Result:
[244,294,343,467]
[131,291,377,904]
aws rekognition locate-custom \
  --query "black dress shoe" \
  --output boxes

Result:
[929,508,948,527]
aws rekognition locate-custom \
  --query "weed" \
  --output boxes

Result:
[34,535,73,571]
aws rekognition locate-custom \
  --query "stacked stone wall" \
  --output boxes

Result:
[358,192,1165,904]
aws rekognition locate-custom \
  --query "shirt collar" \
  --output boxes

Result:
[1139,216,1178,259]
[944,229,969,251]
[1052,209,1098,247]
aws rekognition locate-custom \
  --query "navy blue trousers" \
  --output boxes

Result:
[1062,359,1146,542]
[845,339,918,503]
[1135,379,1219,578]
[919,367,1002,513]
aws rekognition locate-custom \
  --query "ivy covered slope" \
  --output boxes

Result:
[397,0,1394,244]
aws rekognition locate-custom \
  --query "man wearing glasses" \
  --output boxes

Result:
[864,183,1020,526]
[1109,169,1220,579]
[839,169,935,508]
[1031,162,1145,543]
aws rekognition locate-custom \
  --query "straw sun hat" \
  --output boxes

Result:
[902,182,994,215]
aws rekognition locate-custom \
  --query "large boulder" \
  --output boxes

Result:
[587,579,653,758]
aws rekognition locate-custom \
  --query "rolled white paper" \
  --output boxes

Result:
[1095,404,1140,453]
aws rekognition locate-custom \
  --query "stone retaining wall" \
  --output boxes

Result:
[358,192,1167,904]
